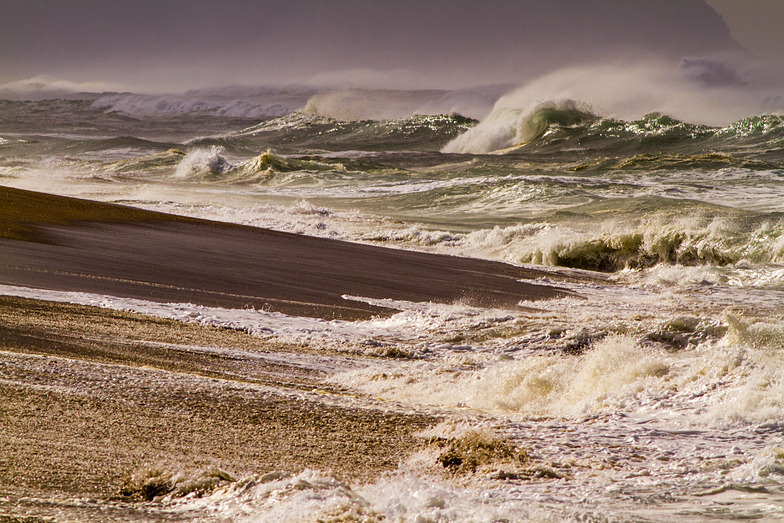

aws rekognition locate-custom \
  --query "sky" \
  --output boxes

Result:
[0,0,780,94]
[706,0,784,62]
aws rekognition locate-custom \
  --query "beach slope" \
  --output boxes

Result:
[0,186,571,320]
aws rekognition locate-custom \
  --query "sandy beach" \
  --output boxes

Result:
[0,294,441,519]
[0,186,575,517]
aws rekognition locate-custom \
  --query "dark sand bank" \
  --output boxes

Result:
[0,295,436,504]
[0,186,573,320]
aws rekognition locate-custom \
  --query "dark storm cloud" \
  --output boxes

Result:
[0,0,741,91]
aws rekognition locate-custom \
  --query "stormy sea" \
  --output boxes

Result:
[2,61,784,521]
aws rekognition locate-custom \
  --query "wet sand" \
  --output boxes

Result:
[0,186,572,320]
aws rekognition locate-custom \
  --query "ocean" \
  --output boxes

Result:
[1,73,784,521]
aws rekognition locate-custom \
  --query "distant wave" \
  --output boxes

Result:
[302,86,509,121]
[233,111,477,152]
[0,75,122,99]
[87,85,507,121]
[92,94,300,118]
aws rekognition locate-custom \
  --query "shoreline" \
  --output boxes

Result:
[0,186,579,515]
[0,185,575,321]
[0,295,437,503]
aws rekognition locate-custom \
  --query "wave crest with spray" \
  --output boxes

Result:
[443,99,596,153]
[443,61,784,154]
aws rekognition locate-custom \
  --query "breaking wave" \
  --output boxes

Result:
[169,147,351,184]
[445,105,784,156]
[174,146,233,178]
[443,100,597,153]
[443,61,784,154]
[487,216,784,273]
[384,199,784,274]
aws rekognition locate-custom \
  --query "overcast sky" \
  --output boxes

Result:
[1,0,777,94]
[706,0,784,62]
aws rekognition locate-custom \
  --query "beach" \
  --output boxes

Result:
[0,295,434,507]
[0,185,576,519]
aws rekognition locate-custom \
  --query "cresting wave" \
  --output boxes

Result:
[443,99,597,153]
[442,60,784,154]
[509,211,784,272]
[444,103,784,155]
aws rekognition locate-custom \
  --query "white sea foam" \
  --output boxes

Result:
[166,469,566,522]
[0,284,517,356]
[331,326,784,428]
[330,335,669,418]
[174,146,233,178]
[731,446,784,482]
